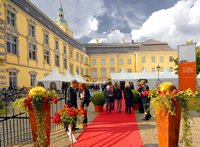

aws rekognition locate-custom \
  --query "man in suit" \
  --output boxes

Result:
[114,82,122,112]
[66,80,79,130]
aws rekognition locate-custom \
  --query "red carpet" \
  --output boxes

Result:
[75,100,143,147]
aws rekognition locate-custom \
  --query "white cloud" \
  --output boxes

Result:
[89,29,131,43]
[131,0,200,47]
[88,17,99,31]
[30,0,105,38]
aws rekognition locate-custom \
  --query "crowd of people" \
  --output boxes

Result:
[103,80,151,120]
[65,79,151,132]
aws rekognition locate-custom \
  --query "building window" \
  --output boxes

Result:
[92,59,96,65]
[160,67,164,72]
[6,33,17,55]
[7,10,15,27]
[128,69,132,73]
[69,46,73,58]
[101,59,106,65]
[76,52,79,62]
[76,66,79,74]
[119,59,123,65]
[85,68,88,76]
[85,57,88,65]
[110,58,114,65]
[127,58,131,64]
[80,54,84,63]
[160,56,164,63]
[151,56,155,63]
[29,43,37,60]
[169,56,173,62]
[9,72,17,88]
[44,49,50,64]
[152,67,156,72]
[110,67,115,73]
[70,64,73,74]
[55,40,59,51]
[63,58,67,69]
[55,54,60,67]
[142,56,146,63]
[169,67,173,72]
[44,33,49,45]
[101,68,106,77]
[29,24,35,38]
[92,68,97,77]
[81,68,84,76]
[30,74,36,86]
[63,46,67,56]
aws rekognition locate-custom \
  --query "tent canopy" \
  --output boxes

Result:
[111,68,134,81]
[63,70,74,82]
[73,73,87,83]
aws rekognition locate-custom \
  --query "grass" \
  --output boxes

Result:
[0,108,10,116]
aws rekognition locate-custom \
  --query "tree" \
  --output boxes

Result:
[173,40,200,74]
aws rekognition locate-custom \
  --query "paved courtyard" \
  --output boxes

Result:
[15,101,200,147]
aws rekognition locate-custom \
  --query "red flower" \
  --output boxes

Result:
[68,108,77,116]
[24,97,31,107]
[194,101,199,105]
[142,91,149,96]
[64,104,69,108]
[52,98,58,104]
[53,113,61,123]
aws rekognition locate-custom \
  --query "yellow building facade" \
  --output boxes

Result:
[0,0,90,88]
[0,0,177,88]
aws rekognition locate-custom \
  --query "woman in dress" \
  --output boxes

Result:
[124,82,134,114]
[78,83,91,129]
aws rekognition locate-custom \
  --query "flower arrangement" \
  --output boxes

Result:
[13,86,58,146]
[149,82,196,147]
[52,104,86,126]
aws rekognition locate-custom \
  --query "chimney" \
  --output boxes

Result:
[132,40,134,44]
[96,38,99,44]
[121,38,125,44]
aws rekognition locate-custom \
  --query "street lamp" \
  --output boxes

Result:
[156,65,161,85]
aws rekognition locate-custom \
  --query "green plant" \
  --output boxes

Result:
[0,99,3,109]
[92,92,105,105]
[150,82,195,147]
[132,89,139,104]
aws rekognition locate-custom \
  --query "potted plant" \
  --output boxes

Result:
[52,104,86,146]
[92,92,105,112]
[13,86,58,147]
[149,82,195,147]
[132,89,139,110]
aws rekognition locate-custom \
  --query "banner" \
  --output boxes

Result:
[178,44,196,92]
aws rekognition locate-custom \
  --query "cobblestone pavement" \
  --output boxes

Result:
[13,104,200,147]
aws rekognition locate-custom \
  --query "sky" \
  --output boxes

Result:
[30,0,200,47]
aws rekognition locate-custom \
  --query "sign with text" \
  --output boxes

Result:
[178,44,196,92]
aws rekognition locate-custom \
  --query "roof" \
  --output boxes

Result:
[11,0,84,51]
[85,39,175,54]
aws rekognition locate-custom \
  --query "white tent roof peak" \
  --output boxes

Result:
[63,69,74,82]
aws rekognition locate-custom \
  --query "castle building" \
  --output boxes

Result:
[0,0,177,88]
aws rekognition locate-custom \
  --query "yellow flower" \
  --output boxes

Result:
[29,86,47,98]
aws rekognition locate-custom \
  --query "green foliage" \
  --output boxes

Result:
[132,90,139,104]
[173,57,178,74]
[92,92,105,105]
[0,108,9,116]
[0,99,3,109]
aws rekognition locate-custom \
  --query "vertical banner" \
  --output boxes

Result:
[178,43,196,92]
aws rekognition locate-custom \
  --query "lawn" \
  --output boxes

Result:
[0,108,9,116]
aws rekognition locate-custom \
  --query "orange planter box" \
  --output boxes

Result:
[156,99,181,147]
[94,105,104,112]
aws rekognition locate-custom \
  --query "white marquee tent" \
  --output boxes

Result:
[73,73,87,83]
[63,70,74,82]
[111,68,178,88]
[37,68,67,90]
